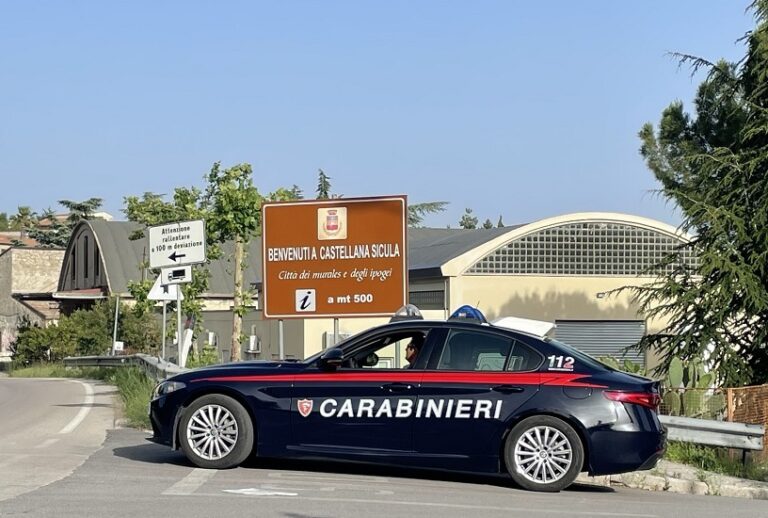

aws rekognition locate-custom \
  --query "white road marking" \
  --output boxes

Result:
[163,468,218,496]
[268,472,390,483]
[34,438,60,449]
[58,381,94,434]
[223,488,298,497]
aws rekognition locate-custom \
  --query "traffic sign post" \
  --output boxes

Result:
[148,220,207,269]
[147,276,185,361]
[148,220,204,366]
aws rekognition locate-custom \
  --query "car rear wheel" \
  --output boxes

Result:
[504,415,583,492]
[179,394,254,469]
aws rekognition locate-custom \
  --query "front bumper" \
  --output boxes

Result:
[149,393,182,447]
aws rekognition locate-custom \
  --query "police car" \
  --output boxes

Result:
[149,305,666,492]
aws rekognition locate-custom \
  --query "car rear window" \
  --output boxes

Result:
[545,338,614,371]
[436,330,542,372]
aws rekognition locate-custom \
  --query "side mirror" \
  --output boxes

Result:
[318,348,344,371]
[362,352,379,368]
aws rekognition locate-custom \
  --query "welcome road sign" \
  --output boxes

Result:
[262,196,407,318]
[148,220,207,269]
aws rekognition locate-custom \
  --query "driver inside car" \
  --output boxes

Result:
[404,334,425,368]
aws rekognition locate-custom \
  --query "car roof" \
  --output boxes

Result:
[378,318,548,341]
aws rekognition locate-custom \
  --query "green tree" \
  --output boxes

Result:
[408,201,449,227]
[9,206,37,236]
[27,198,104,248]
[459,208,478,229]
[626,0,768,386]
[482,218,494,229]
[288,184,304,199]
[202,162,265,362]
[59,198,103,224]
[28,209,69,247]
[497,215,504,228]
[316,169,332,199]
[0,212,9,231]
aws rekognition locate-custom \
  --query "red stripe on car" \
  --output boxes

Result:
[192,371,605,388]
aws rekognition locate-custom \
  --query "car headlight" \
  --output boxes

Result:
[152,380,186,399]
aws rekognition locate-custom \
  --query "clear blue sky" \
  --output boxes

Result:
[0,1,754,228]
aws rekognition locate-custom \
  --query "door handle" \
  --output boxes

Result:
[492,385,524,394]
[382,383,413,392]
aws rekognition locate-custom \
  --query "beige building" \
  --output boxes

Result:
[0,247,65,364]
[51,212,690,369]
[248,212,692,370]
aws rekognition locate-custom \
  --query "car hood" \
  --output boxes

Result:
[172,360,308,382]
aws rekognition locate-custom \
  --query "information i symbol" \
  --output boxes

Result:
[295,289,316,312]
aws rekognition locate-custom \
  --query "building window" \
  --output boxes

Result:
[71,246,77,281]
[467,221,697,276]
[84,236,89,279]
[408,290,445,310]
[94,244,100,277]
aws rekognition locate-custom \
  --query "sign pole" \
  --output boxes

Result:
[333,318,339,345]
[278,319,284,360]
[161,301,167,360]
[111,296,120,355]
[177,289,184,367]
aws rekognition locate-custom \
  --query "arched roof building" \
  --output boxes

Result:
[303,212,692,369]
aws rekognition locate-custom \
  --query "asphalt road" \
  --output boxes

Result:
[0,377,116,502]
[0,378,766,518]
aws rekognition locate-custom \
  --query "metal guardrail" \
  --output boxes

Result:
[659,415,764,461]
[63,354,187,382]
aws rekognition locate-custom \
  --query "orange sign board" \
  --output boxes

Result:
[262,196,408,318]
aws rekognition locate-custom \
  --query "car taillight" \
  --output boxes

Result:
[604,391,661,410]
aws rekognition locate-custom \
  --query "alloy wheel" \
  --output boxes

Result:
[185,404,239,461]
[513,425,573,485]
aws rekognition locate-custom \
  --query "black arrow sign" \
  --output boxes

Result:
[169,251,186,262]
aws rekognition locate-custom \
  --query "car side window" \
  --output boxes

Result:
[341,329,431,369]
[506,340,543,372]
[436,330,513,371]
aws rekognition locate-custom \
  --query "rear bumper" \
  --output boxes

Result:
[588,428,666,476]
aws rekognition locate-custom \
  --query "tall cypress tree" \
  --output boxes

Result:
[629,1,768,386]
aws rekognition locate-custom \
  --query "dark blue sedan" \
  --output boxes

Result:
[149,306,665,492]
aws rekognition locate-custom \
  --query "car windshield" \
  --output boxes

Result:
[545,338,616,371]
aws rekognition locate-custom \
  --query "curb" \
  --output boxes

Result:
[114,418,130,429]
[576,466,768,500]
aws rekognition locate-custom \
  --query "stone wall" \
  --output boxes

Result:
[0,248,64,357]
[0,251,13,355]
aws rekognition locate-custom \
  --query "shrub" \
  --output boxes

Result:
[11,298,162,364]
[187,345,220,368]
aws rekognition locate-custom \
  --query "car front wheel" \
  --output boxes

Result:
[179,394,254,469]
[504,415,583,492]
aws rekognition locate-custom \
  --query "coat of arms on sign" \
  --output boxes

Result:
[317,207,347,240]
